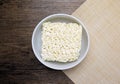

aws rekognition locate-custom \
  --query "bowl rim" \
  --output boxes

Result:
[32,13,90,70]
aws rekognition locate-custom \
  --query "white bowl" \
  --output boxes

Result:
[32,14,90,70]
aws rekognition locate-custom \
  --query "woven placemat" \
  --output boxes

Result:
[64,0,120,83]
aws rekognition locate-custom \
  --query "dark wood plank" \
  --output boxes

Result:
[0,0,85,84]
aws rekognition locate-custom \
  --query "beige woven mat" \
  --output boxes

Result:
[63,0,120,83]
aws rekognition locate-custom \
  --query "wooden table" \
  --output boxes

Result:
[0,0,85,83]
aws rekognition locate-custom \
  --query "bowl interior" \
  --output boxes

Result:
[32,14,89,70]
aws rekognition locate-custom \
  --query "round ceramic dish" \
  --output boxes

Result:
[32,14,90,70]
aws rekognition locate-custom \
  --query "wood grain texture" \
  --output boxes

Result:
[64,0,120,84]
[0,0,85,84]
